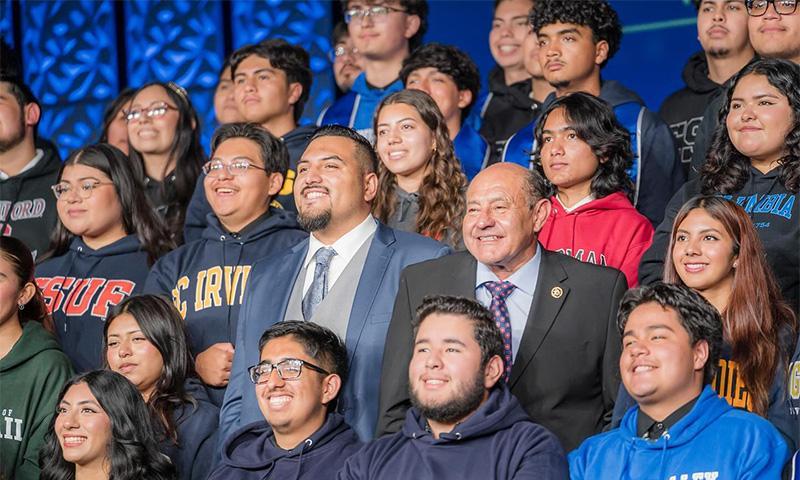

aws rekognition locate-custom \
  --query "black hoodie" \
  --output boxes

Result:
[479,67,537,162]
[659,51,725,174]
[0,142,61,259]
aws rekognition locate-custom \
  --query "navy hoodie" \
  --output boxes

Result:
[209,413,362,480]
[182,125,315,243]
[145,208,306,405]
[158,378,220,480]
[35,235,149,372]
[639,168,799,312]
[338,386,568,480]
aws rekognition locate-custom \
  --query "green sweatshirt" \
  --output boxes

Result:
[0,321,73,480]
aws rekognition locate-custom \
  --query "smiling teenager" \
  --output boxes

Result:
[35,144,172,373]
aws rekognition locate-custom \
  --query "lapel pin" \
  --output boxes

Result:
[550,286,563,299]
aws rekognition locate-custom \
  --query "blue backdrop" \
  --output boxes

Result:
[1,0,701,160]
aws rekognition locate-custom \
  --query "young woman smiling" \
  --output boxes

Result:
[373,89,466,248]
[36,144,172,373]
[104,295,218,480]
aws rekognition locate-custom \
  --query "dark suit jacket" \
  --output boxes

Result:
[220,222,450,443]
[377,248,627,452]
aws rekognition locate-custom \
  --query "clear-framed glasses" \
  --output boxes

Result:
[202,158,267,178]
[745,0,798,16]
[51,181,115,200]
[248,358,330,384]
[328,45,360,63]
[124,102,178,123]
[344,5,406,24]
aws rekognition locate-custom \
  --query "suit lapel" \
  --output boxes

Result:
[509,250,569,387]
[272,241,308,323]
[344,224,394,364]
[450,252,479,298]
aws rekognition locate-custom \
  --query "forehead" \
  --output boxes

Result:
[61,163,109,181]
[677,208,726,230]
[495,0,533,18]
[542,107,572,128]
[260,335,312,361]
[302,136,358,163]
[62,382,99,403]
[107,312,140,333]
[213,136,263,160]
[379,102,423,121]
[416,312,477,343]
[626,302,685,333]
[538,22,592,37]
[732,73,785,99]
[409,66,453,80]
[467,170,525,203]
[131,85,170,105]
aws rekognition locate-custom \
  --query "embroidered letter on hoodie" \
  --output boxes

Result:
[36,276,136,319]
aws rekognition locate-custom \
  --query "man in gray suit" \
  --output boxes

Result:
[377,163,628,451]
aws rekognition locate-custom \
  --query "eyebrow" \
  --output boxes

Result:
[414,338,468,347]
[541,126,575,135]
[298,155,345,164]
[59,399,101,407]
[731,93,782,102]
[622,324,676,338]
[210,155,256,162]
[675,227,722,235]
[60,176,103,183]
[107,329,142,338]
[556,27,581,36]
[377,117,416,127]
[234,67,275,77]
[494,14,529,21]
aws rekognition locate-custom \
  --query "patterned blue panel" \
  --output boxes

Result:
[231,0,334,125]
[0,0,13,48]
[20,0,118,159]
[125,0,224,153]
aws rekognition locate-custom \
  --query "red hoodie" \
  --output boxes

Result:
[539,192,654,287]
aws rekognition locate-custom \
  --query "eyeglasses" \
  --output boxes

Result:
[745,0,798,16]
[329,45,360,63]
[202,159,268,178]
[124,102,178,123]
[344,5,406,24]
[51,181,115,200]
[248,358,329,384]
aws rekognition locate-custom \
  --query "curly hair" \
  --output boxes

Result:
[533,92,633,200]
[702,58,800,195]
[39,370,176,480]
[529,0,622,68]
[663,196,797,416]
[400,42,481,120]
[372,89,466,247]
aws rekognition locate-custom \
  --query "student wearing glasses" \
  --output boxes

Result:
[208,321,362,480]
[330,22,364,93]
[36,144,173,373]
[144,123,306,406]
[318,1,427,141]
[126,81,205,244]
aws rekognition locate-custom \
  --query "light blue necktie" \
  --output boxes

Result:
[302,247,337,320]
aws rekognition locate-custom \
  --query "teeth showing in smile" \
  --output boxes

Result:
[216,188,235,195]
[305,191,327,199]
[269,395,292,408]
[63,436,86,446]
[480,235,498,241]
[388,151,405,160]
[633,365,654,373]
[425,379,445,385]
[498,45,518,53]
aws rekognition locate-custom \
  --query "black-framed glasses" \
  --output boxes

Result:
[248,358,329,384]
[202,159,267,178]
[51,181,115,200]
[745,0,798,16]
[124,102,178,123]
[344,5,406,24]
[328,45,360,63]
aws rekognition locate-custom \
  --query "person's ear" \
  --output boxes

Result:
[483,355,504,389]
[532,197,552,233]
[321,373,342,405]
[287,82,303,107]
[692,340,710,373]
[363,170,378,203]
[17,282,36,308]
[23,102,41,131]
[457,89,473,110]
[266,172,285,197]
[403,14,422,40]
[594,40,609,67]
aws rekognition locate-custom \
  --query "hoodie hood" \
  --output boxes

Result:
[200,207,305,244]
[598,80,646,108]
[402,385,530,443]
[550,191,636,217]
[681,51,720,94]
[0,321,62,371]
[283,124,316,152]
[67,234,143,258]
[487,66,534,111]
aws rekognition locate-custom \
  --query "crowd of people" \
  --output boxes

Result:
[0,0,799,478]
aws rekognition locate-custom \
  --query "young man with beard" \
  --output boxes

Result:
[0,76,61,259]
[184,39,315,241]
[220,125,450,443]
[318,0,427,141]
[339,295,567,479]
[209,321,362,479]
[659,0,754,173]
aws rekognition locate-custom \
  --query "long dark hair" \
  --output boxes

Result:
[702,58,800,194]
[372,89,466,246]
[127,82,205,241]
[39,370,176,480]
[533,92,634,200]
[0,236,50,326]
[42,144,174,266]
[103,295,196,444]
[663,196,797,416]
[99,88,135,144]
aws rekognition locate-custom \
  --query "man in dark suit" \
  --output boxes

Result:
[220,125,450,443]
[377,162,627,451]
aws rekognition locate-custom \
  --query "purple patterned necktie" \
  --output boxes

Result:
[483,280,516,381]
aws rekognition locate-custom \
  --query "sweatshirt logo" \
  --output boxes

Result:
[723,193,795,221]
[0,409,23,442]
[36,276,136,319]
[171,265,252,318]
[712,358,752,411]
[667,473,719,480]
[0,198,47,222]
[555,248,607,267]
[788,360,800,414]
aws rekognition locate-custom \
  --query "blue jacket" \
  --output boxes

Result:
[220,222,450,442]
[209,413,362,480]
[35,235,149,372]
[316,73,403,140]
[144,209,306,405]
[182,125,315,243]
[159,378,220,480]
[570,385,789,480]
[338,385,568,480]
[504,80,684,227]
[453,123,490,181]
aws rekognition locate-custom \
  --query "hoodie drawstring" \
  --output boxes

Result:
[292,438,313,480]
[657,433,670,480]
[619,438,635,480]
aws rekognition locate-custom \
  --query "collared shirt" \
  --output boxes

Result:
[556,193,595,213]
[302,214,378,295]
[636,395,699,440]
[474,247,542,362]
[0,148,43,180]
